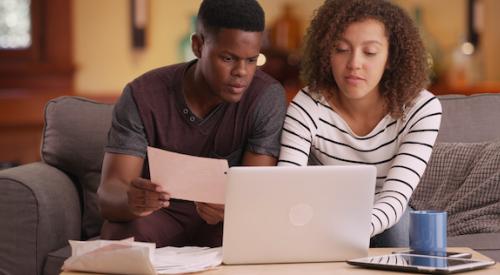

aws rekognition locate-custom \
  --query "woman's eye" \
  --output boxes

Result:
[364,47,379,56]
[335,48,349,53]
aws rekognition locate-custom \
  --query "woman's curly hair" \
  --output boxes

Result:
[301,0,429,118]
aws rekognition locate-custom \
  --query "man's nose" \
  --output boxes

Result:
[232,60,248,77]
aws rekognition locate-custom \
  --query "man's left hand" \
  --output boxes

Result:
[195,202,224,224]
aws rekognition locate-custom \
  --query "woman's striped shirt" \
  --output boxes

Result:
[278,87,442,237]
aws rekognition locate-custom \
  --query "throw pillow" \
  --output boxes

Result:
[410,141,500,236]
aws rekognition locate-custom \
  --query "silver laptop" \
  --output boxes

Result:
[222,165,376,264]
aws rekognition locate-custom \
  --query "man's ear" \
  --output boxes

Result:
[191,33,203,58]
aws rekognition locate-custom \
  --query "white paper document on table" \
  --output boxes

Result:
[154,246,223,274]
[147,146,229,204]
[62,239,223,275]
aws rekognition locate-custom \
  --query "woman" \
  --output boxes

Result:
[278,0,442,247]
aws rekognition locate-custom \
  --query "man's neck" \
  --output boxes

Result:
[183,63,223,119]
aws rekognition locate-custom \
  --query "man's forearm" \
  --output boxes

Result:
[98,179,138,222]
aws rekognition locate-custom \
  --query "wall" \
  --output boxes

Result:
[74,0,198,94]
[483,0,500,81]
[73,0,323,96]
[74,0,499,96]
[393,0,500,86]
[393,0,466,52]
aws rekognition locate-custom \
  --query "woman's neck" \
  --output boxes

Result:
[326,90,388,136]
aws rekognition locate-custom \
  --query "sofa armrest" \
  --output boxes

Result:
[0,162,81,275]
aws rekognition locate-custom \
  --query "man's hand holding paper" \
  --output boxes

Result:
[128,177,171,217]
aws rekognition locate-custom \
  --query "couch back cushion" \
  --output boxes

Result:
[42,96,113,238]
[438,94,500,143]
[410,141,500,236]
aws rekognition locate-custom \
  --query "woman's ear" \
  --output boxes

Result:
[191,33,203,58]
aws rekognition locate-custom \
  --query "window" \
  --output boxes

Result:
[0,0,74,92]
[0,0,32,49]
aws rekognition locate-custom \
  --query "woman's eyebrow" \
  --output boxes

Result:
[362,40,384,46]
[336,39,384,46]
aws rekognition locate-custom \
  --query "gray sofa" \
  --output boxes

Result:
[0,93,499,275]
[409,94,500,261]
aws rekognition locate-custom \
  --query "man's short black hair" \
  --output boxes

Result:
[197,0,265,33]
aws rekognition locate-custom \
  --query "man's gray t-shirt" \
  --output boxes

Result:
[105,62,286,168]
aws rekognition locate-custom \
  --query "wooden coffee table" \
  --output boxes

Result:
[61,247,498,275]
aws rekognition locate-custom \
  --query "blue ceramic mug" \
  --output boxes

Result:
[409,210,447,255]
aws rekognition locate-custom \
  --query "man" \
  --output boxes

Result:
[97,0,286,248]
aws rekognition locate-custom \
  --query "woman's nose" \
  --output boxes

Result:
[347,52,362,70]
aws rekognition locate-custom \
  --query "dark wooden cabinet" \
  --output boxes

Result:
[0,0,75,165]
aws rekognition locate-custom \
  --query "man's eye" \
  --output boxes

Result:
[222,56,233,62]
[248,58,257,63]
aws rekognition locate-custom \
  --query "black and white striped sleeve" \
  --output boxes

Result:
[371,94,442,236]
[278,89,320,167]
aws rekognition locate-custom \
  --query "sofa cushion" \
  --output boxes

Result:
[437,94,500,143]
[42,96,113,239]
[410,141,500,237]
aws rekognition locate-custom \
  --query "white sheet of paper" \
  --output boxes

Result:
[147,146,229,204]
[154,246,222,274]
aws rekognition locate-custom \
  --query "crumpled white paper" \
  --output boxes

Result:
[62,239,156,275]
[61,239,222,275]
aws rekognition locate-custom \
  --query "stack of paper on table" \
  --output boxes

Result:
[62,239,222,274]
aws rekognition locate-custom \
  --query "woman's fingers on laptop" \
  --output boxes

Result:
[195,202,224,224]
